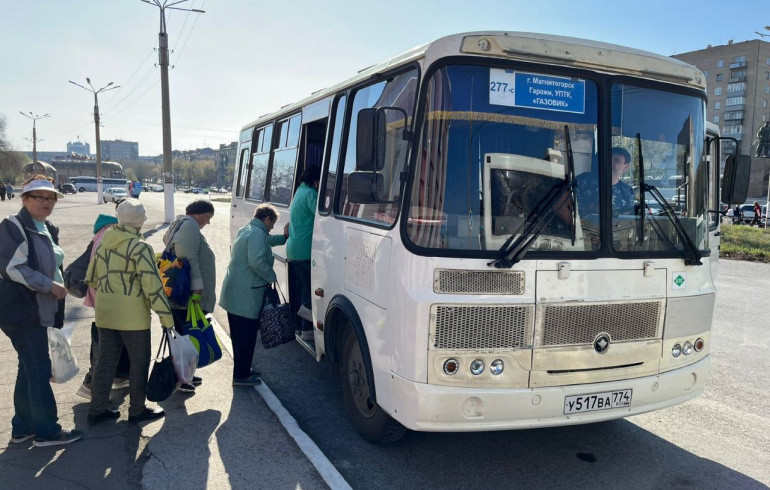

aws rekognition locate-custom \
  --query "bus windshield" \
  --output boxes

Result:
[405,64,708,258]
[406,64,599,254]
[610,83,708,254]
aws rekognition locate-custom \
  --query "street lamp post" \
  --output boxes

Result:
[69,78,119,204]
[19,111,50,173]
[141,0,205,223]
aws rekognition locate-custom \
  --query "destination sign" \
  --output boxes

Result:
[489,69,586,114]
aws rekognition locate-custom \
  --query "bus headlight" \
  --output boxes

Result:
[672,344,682,357]
[694,338,705,352]
[683,341,693,355]
[490,359,504,375]
[470,359,484,375]
[443,359,459,375]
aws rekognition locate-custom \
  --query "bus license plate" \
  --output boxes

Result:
[563,389,632,414]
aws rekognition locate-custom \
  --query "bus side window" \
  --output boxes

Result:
[320,94,347,214]
[235,148,249,198]
[268,114,301,205]
[336,68,418,224]
[248,124,273,202]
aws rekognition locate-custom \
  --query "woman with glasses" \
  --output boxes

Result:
[0,175,81,447]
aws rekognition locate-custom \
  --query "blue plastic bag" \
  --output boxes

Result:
[184,300,223,368]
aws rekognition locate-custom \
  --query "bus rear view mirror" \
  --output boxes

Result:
[347,171,385,204]
[721,154,751,204]
[356,108,386,171]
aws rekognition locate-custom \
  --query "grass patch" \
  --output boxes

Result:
[719,224,770,262]
[210,197,231,203]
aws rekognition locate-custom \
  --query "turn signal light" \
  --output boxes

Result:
[694,338,704,352]
[443,358,459,375]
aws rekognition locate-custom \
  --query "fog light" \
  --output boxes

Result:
[443,358,459,375]
[694,338,704,352]
[683,341,693,355]
[490,359,504,375]
[672,344,682,357]
[470,359,484,375]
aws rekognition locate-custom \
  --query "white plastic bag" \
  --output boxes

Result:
[48,325,79,384]
[167,328,198,384]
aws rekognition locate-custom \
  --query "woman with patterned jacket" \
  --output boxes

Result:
[85,199,175,425]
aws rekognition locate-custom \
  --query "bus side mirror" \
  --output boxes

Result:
[721,154,751,204]
[347,171,384,204]
[356,108,386,172]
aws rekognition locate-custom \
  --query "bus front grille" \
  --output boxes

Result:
[433,269,525,295]
[431,304,534,349]
[535,300,663,347]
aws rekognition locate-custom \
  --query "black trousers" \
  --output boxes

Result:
[227,312,260,379]
[87,322,130,382]
[288,260,312,331]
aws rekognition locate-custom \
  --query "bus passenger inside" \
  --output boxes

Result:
[286,165,321,341]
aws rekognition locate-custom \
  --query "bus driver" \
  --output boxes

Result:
[574,146,635,218]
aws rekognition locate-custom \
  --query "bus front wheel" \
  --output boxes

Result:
[79,187,85,193]
[340,324,405,444]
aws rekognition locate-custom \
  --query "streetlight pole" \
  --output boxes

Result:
[141,0,205,223]
[19,112,50,173]
[69,79,119,204]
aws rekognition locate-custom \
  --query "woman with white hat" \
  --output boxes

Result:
[85,198,175,425]
[0,174,80,447]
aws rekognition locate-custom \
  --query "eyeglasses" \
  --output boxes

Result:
[26,194,58,203]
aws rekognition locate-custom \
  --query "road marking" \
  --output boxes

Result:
[210,318,352,490]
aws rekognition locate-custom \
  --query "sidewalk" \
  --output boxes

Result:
[0,197,329,489]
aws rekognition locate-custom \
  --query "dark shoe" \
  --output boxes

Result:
[178,383,196,393]
[250,368,261,377]
[87,409,120,426]
[129,407,165,423]
[33,429,83,447]
[233,374,262,386]
[191,376,203,386]
[10,433,35,444]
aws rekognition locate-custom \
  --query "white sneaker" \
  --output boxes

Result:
[300,330,314,341]
[76,384,91,400]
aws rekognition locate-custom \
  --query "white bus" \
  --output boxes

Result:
[70,176,128,193]
[230,32,749,442]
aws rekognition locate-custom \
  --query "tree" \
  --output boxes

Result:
[0,114,28,183]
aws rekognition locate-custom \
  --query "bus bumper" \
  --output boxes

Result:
[387,356,709,432]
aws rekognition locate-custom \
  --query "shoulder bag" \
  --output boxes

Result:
[146,329,178,402]
[63,240,94,298]
[259,283,294,349]
[0,219,41,329]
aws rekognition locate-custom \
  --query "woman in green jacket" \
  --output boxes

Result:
[163,199,216,393]
[219,204,287,386]
[86,199,175,425]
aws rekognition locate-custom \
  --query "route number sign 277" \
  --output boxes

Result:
[489,68,586,114]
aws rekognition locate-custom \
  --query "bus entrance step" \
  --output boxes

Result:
[295,333,316,357]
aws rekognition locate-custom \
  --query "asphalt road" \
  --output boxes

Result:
[30,191,770,489]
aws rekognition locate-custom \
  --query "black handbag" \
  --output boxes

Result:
[259,284,295,349]
[0,226,40,329]
[146,329,178,402]
[63,240,93,298]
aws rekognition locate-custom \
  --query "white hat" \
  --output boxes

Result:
[22,179,64,198]
[116,199,147,229]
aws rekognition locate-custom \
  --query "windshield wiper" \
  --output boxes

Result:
[490,125,577,269]
[635,133,702,266]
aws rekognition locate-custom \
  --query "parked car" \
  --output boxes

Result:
[192,187,208,194]
[738,204,755,224]
[152,185,163,192]
[103,187,128,203]
[60,183,77,195]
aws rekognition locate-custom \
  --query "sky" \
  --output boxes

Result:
[0,0,767,156]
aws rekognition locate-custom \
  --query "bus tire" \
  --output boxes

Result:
[79,187,85,193]
[340,324,405,444]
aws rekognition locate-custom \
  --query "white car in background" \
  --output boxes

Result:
[103,187,127,203]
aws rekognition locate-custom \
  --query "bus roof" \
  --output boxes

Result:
[240,31,706,133]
